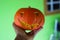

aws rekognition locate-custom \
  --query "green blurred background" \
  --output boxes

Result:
[0,0,60,40]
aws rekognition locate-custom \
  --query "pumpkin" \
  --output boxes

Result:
[14,7,44,30]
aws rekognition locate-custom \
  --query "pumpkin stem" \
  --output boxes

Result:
[29,6,31,8]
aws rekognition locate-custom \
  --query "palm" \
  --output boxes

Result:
[13,23,42,40]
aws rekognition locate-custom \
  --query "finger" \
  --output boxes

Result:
[33,26,43,35]
[27,26,43,36]
[25,30,36,38]
[13,23,27,36]
[13,22,25,30]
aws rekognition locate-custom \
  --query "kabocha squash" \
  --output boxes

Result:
[14,7,44,30]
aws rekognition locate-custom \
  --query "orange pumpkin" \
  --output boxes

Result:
[14,7,44,30]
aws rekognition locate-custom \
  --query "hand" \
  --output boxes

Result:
[13,23,42,40]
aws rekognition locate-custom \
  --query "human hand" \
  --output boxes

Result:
[13,23,42,40]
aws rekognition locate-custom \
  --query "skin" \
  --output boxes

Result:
[13,23,42,40]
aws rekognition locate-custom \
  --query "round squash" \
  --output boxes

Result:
[14,7,44,30]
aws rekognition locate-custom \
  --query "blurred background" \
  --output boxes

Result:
[0,0,60,40]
